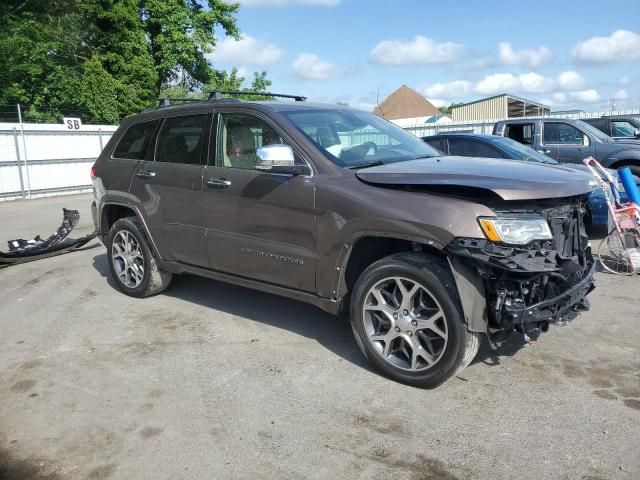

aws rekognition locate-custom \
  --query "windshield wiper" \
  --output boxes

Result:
[347,160,385,169]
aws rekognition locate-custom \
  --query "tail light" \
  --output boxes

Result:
[90,164,97,180]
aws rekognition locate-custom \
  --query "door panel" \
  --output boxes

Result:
[203,111,317,292]
[541,122,594,164]
[129,113,211,267]
[131,161,208,266]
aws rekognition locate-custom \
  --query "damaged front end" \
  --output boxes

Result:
[447,195,596,343]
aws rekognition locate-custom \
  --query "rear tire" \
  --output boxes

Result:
[350,252,480,388]
[106,216,172,297]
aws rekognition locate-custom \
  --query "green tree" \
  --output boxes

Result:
[0,0,241,123]
[141,0,239,92]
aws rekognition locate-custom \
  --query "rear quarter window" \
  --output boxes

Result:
[112,120,159,160]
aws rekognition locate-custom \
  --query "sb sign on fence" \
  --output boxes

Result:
[63,117,82,130]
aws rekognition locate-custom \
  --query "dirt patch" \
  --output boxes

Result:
[20,359,44,370]
[139,427,164,439]
[0,445,61,480]
[364,450,461,480]
[147,388,163,399]
[351,413,408,437]
[11,379,36,393]
[623,399,640,411]
[87,463,116,479]
[593,390,617,400]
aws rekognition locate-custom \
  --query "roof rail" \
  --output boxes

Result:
[207,91,307,102]
[153,98,204,109]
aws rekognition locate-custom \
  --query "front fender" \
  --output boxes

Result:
[601,149,640,168]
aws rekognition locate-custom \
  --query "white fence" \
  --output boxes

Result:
[0,123,116,200]
[1,108,639,201]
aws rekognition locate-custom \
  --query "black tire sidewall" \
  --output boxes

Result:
[106,218,153,297]
[350,257,466,388]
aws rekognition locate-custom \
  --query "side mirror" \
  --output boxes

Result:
[256,144,304,175]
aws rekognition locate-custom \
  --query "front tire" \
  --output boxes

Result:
[350,252,480,388]
[106,216,172,297]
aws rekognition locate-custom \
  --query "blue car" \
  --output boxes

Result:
[422,133,630,225]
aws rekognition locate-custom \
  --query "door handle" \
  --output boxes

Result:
[136,170,156,179]
[207,178,232,188]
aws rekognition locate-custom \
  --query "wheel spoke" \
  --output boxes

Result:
[364,288,396,317]
[396,279,419,307]
[415,311,447,339]
[410,337,435,369]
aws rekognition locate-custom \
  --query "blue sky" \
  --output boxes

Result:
[208,0,640,112]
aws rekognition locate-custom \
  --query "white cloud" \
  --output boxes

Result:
[614,89,629,99]
[569,89,600,103]
[557,71,585,90]
[498,42,553,67]
[474,71,588,96]
[572,30,640,63]
[475,73,522,94]
[428,98,449,108]
[369,36,464,66]
[419,80,472,99]
[620,75,631,85]
[240,0,340,6]
[211,35,285,65]
[518,72,555,93]
[292,53,343,80]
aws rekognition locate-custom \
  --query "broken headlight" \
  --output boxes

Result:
[478,216,552,245]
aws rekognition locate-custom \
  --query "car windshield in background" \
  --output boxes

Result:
[576,120,614,142]
[282,109,440,167]
[490,136,558,164]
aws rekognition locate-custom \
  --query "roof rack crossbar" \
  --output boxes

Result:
[207,91,306,102]
[155,98,204,108]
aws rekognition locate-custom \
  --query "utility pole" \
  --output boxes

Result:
[17,104,31,197]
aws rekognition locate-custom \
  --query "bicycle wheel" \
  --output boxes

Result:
[597,229,640,275]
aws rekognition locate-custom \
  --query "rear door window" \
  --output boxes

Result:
[504,123,534,145]
[448,138,503,158]
[155,114,209,165]
[112,120,159,160]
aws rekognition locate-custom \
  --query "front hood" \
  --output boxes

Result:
[614,138,640,145]
[355,156,596,201]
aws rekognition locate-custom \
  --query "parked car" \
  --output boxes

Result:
[91,93,596,388]
[582,116,640,140]
[421,133,624,225]
[492,118,640,176]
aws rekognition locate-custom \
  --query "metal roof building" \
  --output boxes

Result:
[451,94,550,122]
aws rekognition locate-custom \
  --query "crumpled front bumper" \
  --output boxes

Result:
[502,260,596,325]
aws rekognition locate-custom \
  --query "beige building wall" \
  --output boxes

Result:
[451,96,507,122]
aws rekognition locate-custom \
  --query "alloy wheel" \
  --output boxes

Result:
[362,276,448,371]
[111,230,145,288]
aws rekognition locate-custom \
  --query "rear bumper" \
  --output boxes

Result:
[503,260,596,325]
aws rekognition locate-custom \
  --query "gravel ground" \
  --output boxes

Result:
[0,193,639,480]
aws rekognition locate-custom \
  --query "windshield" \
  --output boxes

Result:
[576,120,613,143]
[489,136,558,164]
[281,108,440,167]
